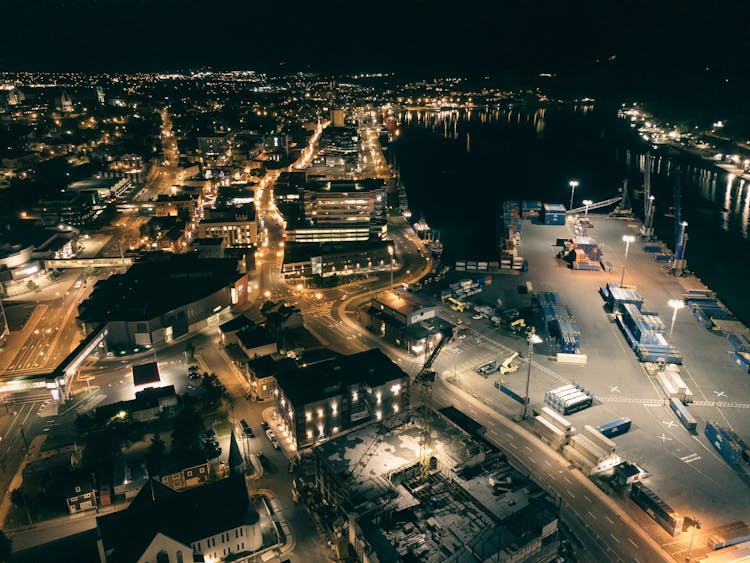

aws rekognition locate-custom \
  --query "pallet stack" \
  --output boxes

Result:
[654,364,694,403]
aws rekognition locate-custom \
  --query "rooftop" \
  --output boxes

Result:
[77,253,242,322]
[373,289,436,317]
[131,361,160,387]
[283,239,393,264]
[98,474,258,563]
[276,348,407,407]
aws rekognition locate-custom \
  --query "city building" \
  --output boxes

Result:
[330,108,346,128]
[245,354,297,401]
[360,289,451,355]
[313,409,560,563]
[197,204,257,247]
[36,190,99,227]
[281,240,394,280]
[67,176,132,201]
[301,179,386,225]
[235,324,278,359]
[273,348,410,450]
[147,193,200,218]
[191,237,226,258]
[158,457,212,492]
[96,474,262,563]
[77,254,248,349]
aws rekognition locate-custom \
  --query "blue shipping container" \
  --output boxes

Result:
[705,421,744,465]
[597,417,632,438]
[669,399,697,432]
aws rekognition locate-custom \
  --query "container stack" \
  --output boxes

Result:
[542,203,567,225]
[563,426,621,476]
[615,302,682,364]
[521,200,542,220]
[534,292,582,355]
[445,278,484,300]
[707,522,750,551]
[654,364,694,403]
[599,283,644,313]
[727,333,750,373]
[705,421,750,466]
[544,383,594,416]
[533,407,574,449]
[683,290,737,333]
[498,200,525,271]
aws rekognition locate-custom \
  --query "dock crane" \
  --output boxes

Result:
[415,330,450,479]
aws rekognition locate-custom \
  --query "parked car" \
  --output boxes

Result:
[257,452,269,466]
[240,419,254,438]
[188,365,201,379]
[261,421,270,431]
[265,429,276,442]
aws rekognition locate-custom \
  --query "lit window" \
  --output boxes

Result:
[391,383,401,395]
[305,412,311,422]
[376,411,382,420]
[352,391,358,401]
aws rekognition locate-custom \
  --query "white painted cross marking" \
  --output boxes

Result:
[662,420,677,429]
[609,385,621,393]
[657,434,672,443]
[714,390,727,399]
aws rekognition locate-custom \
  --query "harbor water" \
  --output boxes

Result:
[390,105,750,325]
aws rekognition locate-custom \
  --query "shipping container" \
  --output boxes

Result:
[705,421,744,465]
[540,407,573,433]
[596,417,632,438]
[561,395,593,415]
[582,425,617,454]
[669,398,697,433]
[629,482,684,536]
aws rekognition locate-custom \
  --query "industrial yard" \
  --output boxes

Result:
[424,209,750,553]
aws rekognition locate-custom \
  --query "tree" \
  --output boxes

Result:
[0,530,11,563]
[171,402,204,462]
[185,341,195,363]
[10,488,32,526]
[200,373,227,409]
[146,434,166,477]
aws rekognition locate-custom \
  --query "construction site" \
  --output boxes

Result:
[311,407,561,562]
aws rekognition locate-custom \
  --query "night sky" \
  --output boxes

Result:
[2,1,750,107]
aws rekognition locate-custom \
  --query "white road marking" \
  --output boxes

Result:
[528,457,536,464]
[588,511,595,519]
[610,533,620,544]
[605,516,614,525]
[509,443,517,450]
[524,445,532,453]
[680,453,701,464]
[567,490,575,498]
[584,495,592,503]
[662,420,677,429]
[628,538,638,548]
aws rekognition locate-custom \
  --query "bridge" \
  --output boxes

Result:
[44,257,133,269]
[0,323,108,401]
[566,196,622,215]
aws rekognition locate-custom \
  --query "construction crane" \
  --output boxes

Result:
[566,196,622,215]
[415,330,449,479]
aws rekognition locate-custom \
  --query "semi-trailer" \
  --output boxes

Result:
[596,417,632,438]
[669,398,697,433]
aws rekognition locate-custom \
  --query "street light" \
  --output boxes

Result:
[522,333,543,419]
[686,519,701,561]
[620,235,635,286]
[668,299,685,339]
[568,180,579,212]
[388,245,394,290]
[583,199,593,219]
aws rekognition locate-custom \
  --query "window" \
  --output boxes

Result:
[156,552,170,563]
[240,528,243,537]
[235,529,239,539]
[176,552,184,563]
[199,467,205,474]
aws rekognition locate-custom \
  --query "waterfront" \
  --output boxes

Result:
[391,105,750,324]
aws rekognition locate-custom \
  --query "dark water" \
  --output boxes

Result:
[390,106,750,325]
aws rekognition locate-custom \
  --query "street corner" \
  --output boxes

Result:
[262,407,298,460]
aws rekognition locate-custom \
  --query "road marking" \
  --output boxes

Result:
[563,476,572,485]
[544,460,552,467]
[680,453,701,464]
[713,390,727,399]
[524,445,532,453]
[584,495,592,503]
[662,420,677,429]
[588,511,595,519]
[505,432,513,439]
[509,443,517,450]
[628,538,638,548]
[610,533,620,544]
[566,490,575,498]
[605,516,614,525]
[488,429,499,437]
[528,457,536,464]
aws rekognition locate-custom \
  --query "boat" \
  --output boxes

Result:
[430,233,444,257]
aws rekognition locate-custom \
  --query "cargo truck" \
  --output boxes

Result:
[476,360,499,377]
[596,417,632,438]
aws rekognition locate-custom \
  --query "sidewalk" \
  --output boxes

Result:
[251,487,296,557]
[261,407,298,460]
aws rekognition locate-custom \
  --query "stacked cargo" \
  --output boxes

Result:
[445,278,484,300]
[683,290,737,333]
[544,383,594,415]
[521,200,542,219]
[705,421,750,466]
[533,407,573,449]
[559,236,606,270]
[542,203,567,225]
[615,302,682,364]
[563,426,621,476]
[534,292,582,355]
[498,200,525,271]
[655,365,694,403]
[629,482,684,536]
[596,417,632,438]
[599,283,644,313]
[727,333,750,373]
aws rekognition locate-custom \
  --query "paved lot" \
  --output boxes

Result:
[427,213,750,542]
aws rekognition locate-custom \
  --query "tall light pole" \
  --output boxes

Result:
[388,245,394,290]
[686,519,701,561]
[568,180,579,212]
[522,333,543,419]
[583,199,593,219]
[620,235,635,286]
[668,299,685,339]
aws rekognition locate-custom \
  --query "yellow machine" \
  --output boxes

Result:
[499,352,520,375]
